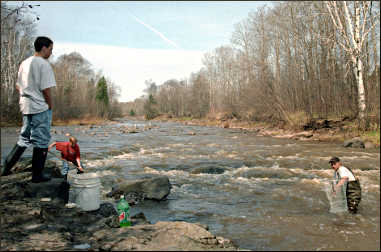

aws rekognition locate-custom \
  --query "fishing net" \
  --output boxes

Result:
[324,180,348,213]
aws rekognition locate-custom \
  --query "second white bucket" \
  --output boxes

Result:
[68,172,101,211]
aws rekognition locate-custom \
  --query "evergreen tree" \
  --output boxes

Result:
[96,76,109,117]
[96,77,109,106]
[144,94,158,120]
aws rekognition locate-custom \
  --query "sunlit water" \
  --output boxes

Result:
[1,119,380,250]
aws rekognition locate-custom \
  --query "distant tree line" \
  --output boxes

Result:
[52,52,121,121]
[126,1,379,130]
[1,2,121,124]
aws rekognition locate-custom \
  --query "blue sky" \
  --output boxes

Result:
[18,1,269,102]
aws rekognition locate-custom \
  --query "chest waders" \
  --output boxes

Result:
[335,167,362,214]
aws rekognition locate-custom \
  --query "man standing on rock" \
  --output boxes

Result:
[1,36,56,183]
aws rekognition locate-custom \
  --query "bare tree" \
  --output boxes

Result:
[1,2,38,122]
[325,1,380,129]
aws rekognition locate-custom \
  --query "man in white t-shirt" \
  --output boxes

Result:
[329,157,362,214]
[1,36,56,183]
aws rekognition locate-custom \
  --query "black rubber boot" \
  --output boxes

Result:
[31,147,51,183]
[1,144,27,176]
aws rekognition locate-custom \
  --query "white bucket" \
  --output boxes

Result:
[68,172,101,211]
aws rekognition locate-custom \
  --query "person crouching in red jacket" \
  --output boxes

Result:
[48,136,84,179]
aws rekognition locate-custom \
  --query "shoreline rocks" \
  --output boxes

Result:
[0,163,238,251]
[151,116,379,149]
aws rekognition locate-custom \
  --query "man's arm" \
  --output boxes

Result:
[42,87,52,110]
[334,177,348,193]
[76,157,84,172]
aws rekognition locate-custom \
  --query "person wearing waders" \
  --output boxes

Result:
[48,136,85,180]
[1,36,56,183]
[329,157,362,214]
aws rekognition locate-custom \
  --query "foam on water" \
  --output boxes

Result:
[143,166,188,177]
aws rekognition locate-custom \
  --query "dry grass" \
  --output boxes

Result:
[361,130,380,146]
[52,117,108,126]
[287,111,309,129]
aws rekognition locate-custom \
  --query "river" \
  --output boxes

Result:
[1,118,380,251]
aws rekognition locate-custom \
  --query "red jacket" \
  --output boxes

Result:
[55,142,80,163]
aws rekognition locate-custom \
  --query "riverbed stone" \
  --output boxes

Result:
[343,137,365,148]
[24,178,68,201]
[107,176,172,201]
[293,131,313,139]
[5,157,58,176]
[191,166,226,174]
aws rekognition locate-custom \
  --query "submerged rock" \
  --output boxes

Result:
[191,166,226,174]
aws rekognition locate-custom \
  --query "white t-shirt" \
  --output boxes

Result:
[16,56,56,114]
[336,166,356,182]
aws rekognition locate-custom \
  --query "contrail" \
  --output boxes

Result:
[129,13,181,50]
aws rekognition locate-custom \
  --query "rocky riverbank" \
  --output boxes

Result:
[0,159,238,251]
[150,114,379,149]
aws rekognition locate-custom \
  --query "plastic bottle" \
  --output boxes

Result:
[117,195,131,227]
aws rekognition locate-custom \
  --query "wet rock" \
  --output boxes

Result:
[51,165,65,178]
[24,178,69,202]
[303,119,340,130]
[131,211,151,225]
[94,202,118,218]
[107,176,171,201]
[292,131,313,139]
[7,158,57,176]
[364,141,376,149]
[124,191,146,205]
[222,122,230,128]
[107,149,125,156]
[343,137,365,148]
[191,166,226,174]
[7,157,32,174]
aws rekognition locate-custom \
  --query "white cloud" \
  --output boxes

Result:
[52,42,205,102]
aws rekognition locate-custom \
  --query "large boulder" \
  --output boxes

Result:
[24,178,69,201]
[1,176,68,202]
[90,221,237,251]
[6,158,57,175]
[343,137,365,148]
[107,176,171,201]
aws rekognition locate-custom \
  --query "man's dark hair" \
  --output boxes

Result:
[34,36,53,52]
[329,156,340,164]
